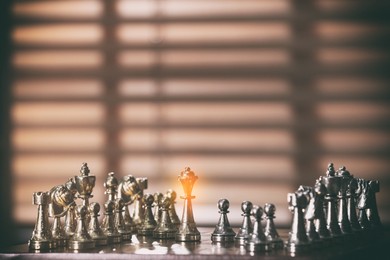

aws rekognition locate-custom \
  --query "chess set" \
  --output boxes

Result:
[24,162,384,257]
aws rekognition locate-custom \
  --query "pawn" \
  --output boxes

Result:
[264,203,284,249]
[153,195,177,239]
[211,199,236,243]
[138,193,157,236]
[166,189,181,228]
[101,200,121,244]
[88,202,107,246]
[235,201,253,246]
[115,198,132,241]
[245,206,270,252]
[153,192,163,224]
[51,215,67,247]
[68,205,95,250]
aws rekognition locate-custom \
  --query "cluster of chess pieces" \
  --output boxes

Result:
[284,163,383,253]
[27,162,383,255]
[210,162,383,254]
[28,164,201,251]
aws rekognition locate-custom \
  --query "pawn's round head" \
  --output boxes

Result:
[218,199,230,212]
[89,202,100,215]
[166,189,177,202]
[75,205,87,218]
[252,206,263,220]
[264,203,275,216]
[143,193,154,206]
[115,198,125,209]
[241,201,253,213]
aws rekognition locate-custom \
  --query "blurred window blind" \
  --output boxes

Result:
[11,0,390,225]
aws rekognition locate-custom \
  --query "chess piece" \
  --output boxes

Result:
[74,163,96,225]
[235,201,253,245]
[321,163,342,238]
[176,167,201,242]
[336,166,353,235]
[286,191,310,253]
[68,205,95,250]
[166,189,181,227]
[133,177,148,227]
[101,200,122,244]
[300,186,321,246]
[347,177,361,232]
[88,202,107,246]
[115,198,132,241]
[104,172,118,202]
[313,177,332,241]
[245,206,270,252]
[118,175,140,234]
[64,204,76,238]
[64,177,77,237]
[356,178,371,230]
[138,193,157,236]
[49,184,76,247]
[211,199,236,243]
[153,195,177,239]
[264,203,284,249]
[154,192,163,224]
[367,180,382,229]
[28,191,57,251]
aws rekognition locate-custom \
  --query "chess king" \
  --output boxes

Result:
[176,167,201,242]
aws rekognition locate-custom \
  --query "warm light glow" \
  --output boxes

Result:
[13,24,103,45]
[13,51,103,69]
[13,0,103,18]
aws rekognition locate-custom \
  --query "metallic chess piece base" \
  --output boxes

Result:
[68,239,95,250]
[55,238,67,248]
[211,234,235,243]
[138,229,154,236]
[153,230,176,239]
[106,234,122,244]
[120,232,132,241]
[234,236,248,246]
[92,237,108,246]
[245,241,270,252]
[270,239,284,250]
[285,242,310,254]
[175,232,201,242]
[28,239,56,251]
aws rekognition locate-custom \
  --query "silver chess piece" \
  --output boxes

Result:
[313,177,332,241]
[74,163,96,225]
[153,192,163,224]
[166,189,181,228]
[153,194,177,239]
[64,177,77,237]
[300,186,321,246]
[118,175,140,234]
[264,203,284,249]
[101,200,122,244]
[336,166,353,235]
[49,183,76,247]
[133,177,148,227]
[138,193,157,236]
[367,180,382,229]
[286,190,310,253]
[245,206,270,252]
[357,178,371,230]
[28,191,57,251]
[176,167,201,242]
[211,199,236,243]
[88,202,107,246]
[321,163,342,238]
[347,177,361,232]
[235,201,253,246]
[115,198,132,241]
[68,205,95,250]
